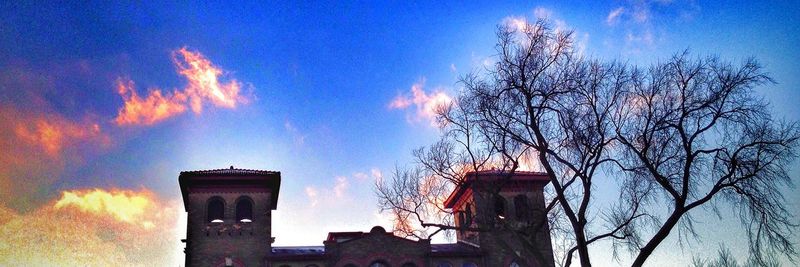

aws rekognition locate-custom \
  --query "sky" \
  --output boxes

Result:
[0,1,798,266]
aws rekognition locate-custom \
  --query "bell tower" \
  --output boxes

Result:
[179,167,281,267]
[444,170,555,267]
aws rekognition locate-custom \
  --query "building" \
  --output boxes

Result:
[179,167,555,267]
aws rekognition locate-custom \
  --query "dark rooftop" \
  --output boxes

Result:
[443,170,550,209]
[430,242,483,257]
[269,246,326,261]
[179,166,280,177]
[178,167,281,211]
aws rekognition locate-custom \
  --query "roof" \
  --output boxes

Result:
[443,170,550,208]
[326,226,393,243]
[269,246,326,261]
[178,166,281,211]
[430,242,483,257]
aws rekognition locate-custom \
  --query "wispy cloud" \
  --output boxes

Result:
[533,7,553,19]
[1,104,106,157]
[305,186,319,207]
[284,120,306,146]
[114,79,188,126]
[604,1,699,54]
[115,47,250,126]
[371,168,383,183]
[502,7,589,55]
[333,176,349,198]
[0,104,110,208]
[388,78,453,127]
[607,7,625,25]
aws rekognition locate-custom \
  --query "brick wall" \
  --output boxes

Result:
[185,192,273,266]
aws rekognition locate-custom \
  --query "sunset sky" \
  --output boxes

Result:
[1,1,798,266]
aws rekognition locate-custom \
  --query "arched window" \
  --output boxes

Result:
[235,197,253,223]
[207,197,224,223]
[369,260,389,267]
[494,195,506,219]
[514,194,530,222]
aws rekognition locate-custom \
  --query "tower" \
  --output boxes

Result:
[179,167,281,267]
[443,170,555,267]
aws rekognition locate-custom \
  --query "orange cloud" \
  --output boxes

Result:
[114,79,188,126]
[388,78,453,127]
[0,188,182,266]
[4,105,104,157]
[0,104,109,209]
[114,47,249,126]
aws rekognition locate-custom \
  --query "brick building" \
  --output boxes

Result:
[179,167,555,267]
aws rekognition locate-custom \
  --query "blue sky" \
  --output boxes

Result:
[1,1,798,266]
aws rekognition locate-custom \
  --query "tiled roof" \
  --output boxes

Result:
[179,166,279,177]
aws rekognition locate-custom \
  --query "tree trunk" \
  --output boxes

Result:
[630,209,684,267]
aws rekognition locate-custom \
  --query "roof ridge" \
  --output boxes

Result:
[179,167,280,175]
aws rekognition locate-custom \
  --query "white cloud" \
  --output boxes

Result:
[533,7,553,20]
[370,168,383,183]
[304,186,319,207]
[284,120,306,146]
[501,7,589,55]
[333,176,348,198]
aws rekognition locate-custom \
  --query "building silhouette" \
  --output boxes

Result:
[179,167,555,267]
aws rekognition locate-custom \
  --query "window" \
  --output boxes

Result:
[207,197,224,223]
[458,210,467,233]
[514,194,530,222]
[494,195,506,219]
[465,203,473,226]
[369,260,389,267]
[509,261,521,267]
[236,197,253,223]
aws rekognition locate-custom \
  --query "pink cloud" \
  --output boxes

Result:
[388,79,453,127]
[115,47,250,126]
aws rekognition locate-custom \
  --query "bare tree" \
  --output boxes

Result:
[376,19,799,267]
[613,51,799,266]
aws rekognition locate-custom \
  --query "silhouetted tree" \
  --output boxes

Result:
[376,19,799,267]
